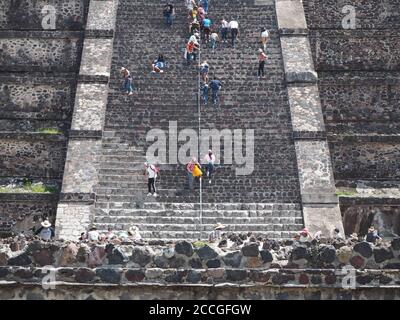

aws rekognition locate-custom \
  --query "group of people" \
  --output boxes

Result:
[120,1,270,100]
[186,149,216,189]
[293,226,382,244]
[79,225,143,244]
[143,149,216,199]
[200,61,222,107]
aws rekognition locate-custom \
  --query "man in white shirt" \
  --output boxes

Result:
[87,226,100,242]
[35,220,55,241]
[229,19,239,47]
[145,162,158,196]
[220,19,229,43]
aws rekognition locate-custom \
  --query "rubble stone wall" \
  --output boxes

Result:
[0,239,399,299]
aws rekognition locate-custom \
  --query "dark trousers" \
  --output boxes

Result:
[148,178,156,193]
[231,28,238,47]
[206,163,214,178]
[258,61,265,77]
[212,90,220,106]
[221,28,228,41]
[187,172,194,190]
[204,27,211,41]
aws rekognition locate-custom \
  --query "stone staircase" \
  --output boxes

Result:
[93,0,304,239]
[94,202,303,240]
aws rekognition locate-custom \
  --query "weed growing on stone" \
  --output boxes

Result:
[0,180,57,193]
[335,190,357,197]
[192,240,209,247]
[38,128,63,134]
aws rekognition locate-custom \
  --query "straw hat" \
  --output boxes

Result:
[214,223,226,230]
[128,226,139,235]
[350,233,358,239]
[41,220,52,228]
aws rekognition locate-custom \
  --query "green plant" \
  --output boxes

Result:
[335,190,357,197]
[192,240,209,247]
[38,128,62,134]
[0,182,57,194]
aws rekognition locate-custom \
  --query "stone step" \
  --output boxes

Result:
[107,230,296,240]
[95,219,304,232]
[94,230,296,240]
[93,222,303,232]
[94,215,303,225]
[100,202,302,210]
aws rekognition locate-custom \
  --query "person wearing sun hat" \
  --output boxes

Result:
[299,227,312,243]
[208,222,226,242]
[87,225,100,242]
[128,226,142,242]
[35,219,55,241]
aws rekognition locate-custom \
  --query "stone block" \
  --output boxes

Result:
[79,38,113,77]
[276,0,307,29]
[303,204,344,236]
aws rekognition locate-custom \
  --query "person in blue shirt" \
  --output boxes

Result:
[199,0,209,14]
[202,17,212,42]
[152,54,166,73]
[210,77,222,107]
[163,3,174,27]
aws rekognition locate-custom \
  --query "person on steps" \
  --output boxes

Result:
[35,220,55,241]
[261,27,269,50]
[197,5,206,23]
[220,18,229,44]
[185,40,198,65]
[163,3,175,27]
[185,0,196,17]
[189,18,200,35]
[203,149,216,184]
[210,77,222,107]
[152,54,166,73]
[229,19,239,48]
[210,30,219,50]
[209,223,226,243]
[202,16,212,43]
[121,67,133,95]
[202,81,209,106]
[189,31,200,44]
[200,61,209,82]
[258,48,267,79]
[186,157,201,190]
[144,162,158,197]
[199,0,209,14]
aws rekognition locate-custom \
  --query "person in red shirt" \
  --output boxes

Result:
[258,48,267,79]
[185,40,199,65]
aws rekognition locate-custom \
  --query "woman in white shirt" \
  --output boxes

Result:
[203,150,216,184]
[261,28,269,50]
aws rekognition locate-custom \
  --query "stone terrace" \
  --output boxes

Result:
[0,0,89,235]
[303,0,400,235]
[93,0,304,239]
